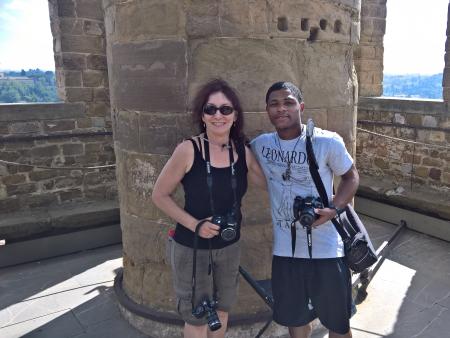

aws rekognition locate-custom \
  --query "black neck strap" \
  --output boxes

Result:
[305,134,350,241]
[203,133,238,214]
[191,220,217,311]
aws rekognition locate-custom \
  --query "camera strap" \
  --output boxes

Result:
[191,220,218,312]
[203,133,239,214]
[305,130,350,242]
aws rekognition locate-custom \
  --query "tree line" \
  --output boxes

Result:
[0,69,60,103]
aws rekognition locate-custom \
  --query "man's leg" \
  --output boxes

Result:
[288,323,312,338]
[329,328,352,338]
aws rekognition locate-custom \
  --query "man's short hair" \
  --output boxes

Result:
[265,81,303,104]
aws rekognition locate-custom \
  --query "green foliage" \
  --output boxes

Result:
[383,73,443,99]
[0,69,60,103]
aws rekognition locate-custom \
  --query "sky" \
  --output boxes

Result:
[0,0,54,71]
[0,0,449,74]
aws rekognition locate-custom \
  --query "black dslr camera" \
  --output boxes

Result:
[211,209,241,242]
[192,298,222,331]
[293,196,323,228]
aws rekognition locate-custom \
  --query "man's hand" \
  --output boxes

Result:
[311,207,337,227]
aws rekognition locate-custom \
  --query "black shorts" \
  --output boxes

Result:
[271,255,352,335]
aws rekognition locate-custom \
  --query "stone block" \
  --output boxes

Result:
[414,166,429,178]
[422,157,443,167]
[115,110,140,150]
[138,113,181,155]
[2,174,26,185]
[76,118,92,129]
[62,143,84,156]
[422,116,438,128]
[111,40,187,112]
[429,168,442,181]
[61,70,82,87]
[187,0,269,38]
[361,4,387,18]
[0,197,20,214]
[82,70,105,87]
[93,88,110,102]
[31,145,60,158]
[83,20,104,36]
[61,35,104,54]
[429,131,446,143]
[44,120,76,132]
[29,170,60,181]
[86,102,110,117]
[361,17,386,37]
[19,193,59,209]
[57,0,76,17]
[54,176,83,189]
[7,183,37,196]
[59,188,83,201]
[189,38,354,112]
[121,213,169,265]
[66,88,94,102]
[59,18,83,34]
[9,122,41,134]
[75,0,103,20]
[86,54,107,70]
[374,157,389,169]
[62,53,86,70]
[115,0,184,40]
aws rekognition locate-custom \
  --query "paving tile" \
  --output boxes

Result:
[71,288,121,327]
[0,309,84,338]
[71,316,150,338]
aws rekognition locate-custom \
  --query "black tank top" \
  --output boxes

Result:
[174,138,248,249]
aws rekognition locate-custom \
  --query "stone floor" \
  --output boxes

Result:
[0,215,449,338]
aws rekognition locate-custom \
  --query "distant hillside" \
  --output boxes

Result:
[383,73,443,99]
[0,69,60,103]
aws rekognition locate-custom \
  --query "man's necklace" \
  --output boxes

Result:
[275,130,302,181]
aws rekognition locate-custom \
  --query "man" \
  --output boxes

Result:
[250,82,359,338]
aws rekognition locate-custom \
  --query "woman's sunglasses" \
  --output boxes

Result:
[203,104,234,116]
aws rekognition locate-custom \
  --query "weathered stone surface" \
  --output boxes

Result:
[83,20,104,36]
[75,0,103,20]
[111,40,187,112]
[189,39,354,113]
[138,113,182,155]
[61,35,104,54]
[86,54,107,70]
[44,120,76,132]
[66,87,93,102]
[57,0,76,18]
[115,0,184,41]
[82,71,106,87]
[61,53,86,70]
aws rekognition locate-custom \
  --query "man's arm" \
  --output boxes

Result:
[312,164,359,227]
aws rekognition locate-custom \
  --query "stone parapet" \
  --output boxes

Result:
[356,97,449,194]
[0,103,116,214]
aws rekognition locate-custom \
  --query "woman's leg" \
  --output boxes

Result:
[184,323,207,338]
[207,311,228,338]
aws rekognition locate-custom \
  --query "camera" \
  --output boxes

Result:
[192,298,222,331]
[211,210,241,242]
[293,196,323,227]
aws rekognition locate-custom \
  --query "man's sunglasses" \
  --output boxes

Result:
[202,104,234,116]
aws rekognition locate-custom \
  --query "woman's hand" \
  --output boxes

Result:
[198,220,220,239]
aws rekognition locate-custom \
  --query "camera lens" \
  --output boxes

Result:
[206,310,222,331]
[220,227,236,241]
[299,212,315,227]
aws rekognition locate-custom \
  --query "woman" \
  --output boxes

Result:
[152,79,266,338]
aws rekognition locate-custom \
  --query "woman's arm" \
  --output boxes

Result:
[151,140,220,238]
[245,145,267,190]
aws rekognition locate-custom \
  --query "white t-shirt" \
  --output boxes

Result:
[251,128,353,258]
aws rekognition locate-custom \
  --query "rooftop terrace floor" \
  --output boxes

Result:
[0,215,449,338]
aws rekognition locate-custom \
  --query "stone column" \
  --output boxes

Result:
[443,1,450,102]
[355,0,387,97]
[103,1,361,337]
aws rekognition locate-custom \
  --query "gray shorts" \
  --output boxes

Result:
[167,237,241,325]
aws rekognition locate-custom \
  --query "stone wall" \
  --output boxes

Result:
[354,0,386,97]
[0,103,116,214]
[357,97,450,191]
[49,0,110,122]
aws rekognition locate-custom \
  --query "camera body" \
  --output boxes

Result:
[192,299,222,331]
[293,196,323,227]
[211,210,241,242]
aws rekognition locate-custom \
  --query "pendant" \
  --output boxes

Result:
[282,161,291,181]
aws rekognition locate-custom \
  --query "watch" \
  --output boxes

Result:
[329,203,345,216]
